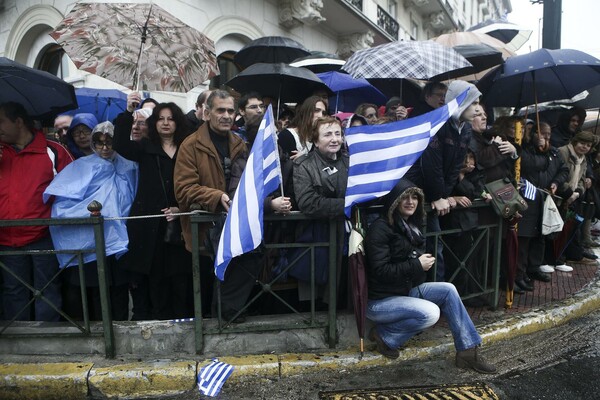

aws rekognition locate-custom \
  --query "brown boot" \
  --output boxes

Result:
[456,346,497,374]
[368,327,399,359]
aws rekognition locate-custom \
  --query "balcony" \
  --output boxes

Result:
[405,0,458,32]
[377,5,399,39]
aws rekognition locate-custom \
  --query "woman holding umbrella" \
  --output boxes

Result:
[114,102,193,320]
[364,178,496,374]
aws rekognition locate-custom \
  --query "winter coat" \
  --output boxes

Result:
[518,143,569,237]
[174,123,247,252]
[0,132,73,247]
[469,131,518,184]
[557,144,587,196]
[293,149,348,218]
[112,111,182,274]
[365,179,427,300]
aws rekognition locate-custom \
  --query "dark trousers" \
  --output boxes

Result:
[0,235,62,321]
[212,251,263,317]
[63,283,129,321]
[517,235,545,280]
[426,214,445,282]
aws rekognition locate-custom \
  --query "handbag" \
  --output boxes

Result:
[542,194,564,236]
[484,178,529,219]
[156,156,185,246]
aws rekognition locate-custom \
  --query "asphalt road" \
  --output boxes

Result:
[167,308,600,399]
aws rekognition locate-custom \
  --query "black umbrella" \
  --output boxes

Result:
[0,57,77,120]
[233,36,311,69]
[452,43,504,75]
[290,51,346,73]
[225,63,331,104]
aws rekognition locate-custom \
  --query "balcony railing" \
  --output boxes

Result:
[344,0,363,11]
[377,5,399,39]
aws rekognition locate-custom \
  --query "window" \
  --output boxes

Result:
[36,44,69,79]
[388,0,397,18]
[210,51,240,90]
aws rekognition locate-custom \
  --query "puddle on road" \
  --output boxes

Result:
[319,382,500,399]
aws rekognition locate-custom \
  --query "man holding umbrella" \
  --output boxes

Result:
[0,102,73,321]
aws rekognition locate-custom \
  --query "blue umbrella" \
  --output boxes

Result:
[478,48,600,109]
[317,71,387,113]
[73,87,128,122]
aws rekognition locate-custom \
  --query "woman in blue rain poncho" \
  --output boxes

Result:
[44,121,138,320]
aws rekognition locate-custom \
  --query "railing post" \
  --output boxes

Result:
[190,214,204,354]
[327,218,337,348]
[89,201,115,359]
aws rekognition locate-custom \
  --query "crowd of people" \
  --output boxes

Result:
[2,78,599,374]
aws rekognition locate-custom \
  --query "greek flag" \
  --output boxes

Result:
[215,104,283,280]
[197,358,234,397]
[520,178,537,201]
[344,90,469,217]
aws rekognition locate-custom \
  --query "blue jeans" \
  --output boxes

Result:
[0,235,62,321]
[366,282,481,352]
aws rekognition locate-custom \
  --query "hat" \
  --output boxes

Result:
[445,81,482,119]
[385,97,403,111]
[92,121,115,138]
[134,107,152,119]
[525,119,534,125]
[571,130,597,145]
[67,113,98,137]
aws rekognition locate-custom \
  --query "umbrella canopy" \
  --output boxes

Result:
[431,31,515,60]
[0,57,77,120]
[366,78,422,108]
[467,18,532,52]
[316,71,387,113]
[225,63,331,104]
[51,2,219,92]
[451,44,504,76]
[74,87,127,122]
[233,36,311,69]
[290,51,346,73]
[478,48,600,109]
[342,40,472,82]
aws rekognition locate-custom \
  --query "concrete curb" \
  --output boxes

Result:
[1,277,600,399]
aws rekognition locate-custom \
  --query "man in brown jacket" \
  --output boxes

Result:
[175,90,261,322]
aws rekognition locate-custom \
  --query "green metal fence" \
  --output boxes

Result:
[0,207,115,358]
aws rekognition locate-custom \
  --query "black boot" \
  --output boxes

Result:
[456,346,497,374]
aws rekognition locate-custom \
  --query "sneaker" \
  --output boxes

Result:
[555,264,574,272]
[539,265,555,273]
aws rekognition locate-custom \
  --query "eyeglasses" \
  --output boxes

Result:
[245,104,265,111]
[94,141,113,149]
[72,128,91,137]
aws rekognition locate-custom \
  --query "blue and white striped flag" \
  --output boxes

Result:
[215,104,283,280]
[197,358,234,397]
[520,178,537,201]
[344,89,469,217]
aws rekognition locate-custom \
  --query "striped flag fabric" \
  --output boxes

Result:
[344,89,469,217]
[197,358,234,397]
[214,104,283,280]
[520,178,537,201]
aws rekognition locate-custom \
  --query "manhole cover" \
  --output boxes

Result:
[319,382,500,399]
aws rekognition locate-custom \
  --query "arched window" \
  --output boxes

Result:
[210,51,239,90]
[36,44,69,79]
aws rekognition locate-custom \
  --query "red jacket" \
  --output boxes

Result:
[0,132,73,247]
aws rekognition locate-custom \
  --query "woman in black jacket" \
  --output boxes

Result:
[364,179,496,374]
[113,102,192,320]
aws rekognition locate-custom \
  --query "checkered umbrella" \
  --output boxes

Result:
[342,40,472,82]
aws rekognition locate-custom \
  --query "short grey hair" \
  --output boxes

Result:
[206,90,233,109]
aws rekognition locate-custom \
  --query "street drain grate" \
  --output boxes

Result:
[319,382,500,399]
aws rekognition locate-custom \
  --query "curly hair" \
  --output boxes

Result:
[146,102,190,147]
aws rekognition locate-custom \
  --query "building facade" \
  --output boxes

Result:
[0,0,511,110]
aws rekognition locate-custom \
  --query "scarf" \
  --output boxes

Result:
[567,143,584,191]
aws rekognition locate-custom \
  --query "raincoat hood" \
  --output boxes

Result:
[67,113,98,137]
[446,80,481,120]
[383,178,425,226]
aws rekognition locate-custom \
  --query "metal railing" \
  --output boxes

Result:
[189,211,339,354]
[0,208,115,358]
[0,203,504,358]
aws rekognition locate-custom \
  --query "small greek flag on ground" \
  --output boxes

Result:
[197,358,234,397]
[344,89,469,217]
[520,178,537,201]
